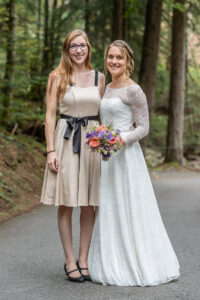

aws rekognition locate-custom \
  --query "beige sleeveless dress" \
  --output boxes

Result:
[41,78,101,207]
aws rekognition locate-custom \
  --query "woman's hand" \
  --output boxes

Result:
[47,151,59,172]
[117,135,126,146]
[121,139,126,146]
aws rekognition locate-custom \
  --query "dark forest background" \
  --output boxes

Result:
[0,0,200,167]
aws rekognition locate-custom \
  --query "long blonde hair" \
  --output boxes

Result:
[104,40,134,77]
[48,30,92,97]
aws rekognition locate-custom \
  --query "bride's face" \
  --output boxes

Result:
[106,46,127,77]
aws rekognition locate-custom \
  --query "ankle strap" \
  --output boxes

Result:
[67,268,79,275]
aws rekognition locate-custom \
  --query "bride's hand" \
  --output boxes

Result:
[117,135,126,146]
[121,138,125,146]
[47,151,59,172]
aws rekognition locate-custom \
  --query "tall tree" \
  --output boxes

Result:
[42,0,49,75]
[36,0,41,57]
[1,0,16,124]
[165,0,186,165]
[28,0,42,101]
[112,0,124,40]
[85,0,90,34]
[49,0,58,68]
[139,0,163,119]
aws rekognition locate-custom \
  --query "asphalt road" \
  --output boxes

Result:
[0,171,200,300]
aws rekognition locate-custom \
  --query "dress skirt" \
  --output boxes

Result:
[88,140,180,286]
[40,118,101,207]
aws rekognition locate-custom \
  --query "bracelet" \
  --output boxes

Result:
[47,149,55,154]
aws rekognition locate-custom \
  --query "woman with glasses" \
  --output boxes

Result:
[41,30,105,283]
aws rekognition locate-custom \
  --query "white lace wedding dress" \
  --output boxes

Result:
[88,83,180,286]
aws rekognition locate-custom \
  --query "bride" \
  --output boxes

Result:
[88,40,180,286]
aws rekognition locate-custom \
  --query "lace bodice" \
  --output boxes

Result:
[101,84,149,144]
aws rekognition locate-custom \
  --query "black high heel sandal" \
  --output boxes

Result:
[76,260,92,281]
[64,264,85,283]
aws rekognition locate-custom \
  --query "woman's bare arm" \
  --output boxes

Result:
[98,72,105,98]
[45,73,61,172]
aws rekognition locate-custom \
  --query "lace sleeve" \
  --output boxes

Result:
[123,85,149,144]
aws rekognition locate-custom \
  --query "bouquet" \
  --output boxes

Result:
[85,125,123,161]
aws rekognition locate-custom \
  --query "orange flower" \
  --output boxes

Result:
[108,137,116,145]
[97,125,107,132]
[116,135,123,145]
[89,137,100,148]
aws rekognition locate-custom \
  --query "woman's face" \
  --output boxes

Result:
[69,35,89,66]
[106,46,127,77]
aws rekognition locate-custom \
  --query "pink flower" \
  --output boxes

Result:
[89,137,100,148]
[108,137,116,145]
[97,125,107,132]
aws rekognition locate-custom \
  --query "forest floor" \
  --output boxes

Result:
[0,129,46,225]
[0,129,199,225]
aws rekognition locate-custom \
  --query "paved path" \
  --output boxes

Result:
[0,171,200,300]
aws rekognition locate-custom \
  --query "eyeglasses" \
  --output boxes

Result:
[69,43,88,51]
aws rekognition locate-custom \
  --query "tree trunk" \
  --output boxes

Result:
[28,0,43,102]
[42,0,49,75]
[1,0,16,125]
[122,0,127,40]
[112,0,124,40]
[165,0,186,165]
[138,0,162,150]
[49,0,58,68]
[36,0,41,56]
[139,0,163,119]
[85,0,90,34]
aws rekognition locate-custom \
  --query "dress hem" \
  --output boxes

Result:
[40,201,99,207]
[91,272,180,287]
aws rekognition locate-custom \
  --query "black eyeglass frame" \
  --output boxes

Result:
[69,43,88,51]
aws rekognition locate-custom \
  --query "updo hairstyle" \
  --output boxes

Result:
[104,40,134,77]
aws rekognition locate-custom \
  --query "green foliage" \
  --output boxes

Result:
[172,2,185,12]
[165,0,186,12]
[154,63,170,110]
[184,66,200,153]
[148,114,168,153]
[0,0,200,158]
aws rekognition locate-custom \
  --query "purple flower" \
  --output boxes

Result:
[107,132,113,140]
[99,131,107,139]
[91,131,98,137]
[86,132,92,138]
[116,129,120,133]
[101,151,111,159]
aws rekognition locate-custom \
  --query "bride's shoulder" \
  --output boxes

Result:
[126,83,145,97]
[127,81,141,90]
